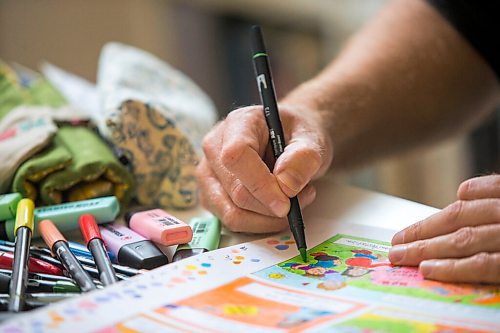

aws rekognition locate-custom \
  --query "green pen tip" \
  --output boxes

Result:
[299,248,308,263]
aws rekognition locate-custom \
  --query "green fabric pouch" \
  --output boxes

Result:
[12,141,72,201]
[12,126,134,205]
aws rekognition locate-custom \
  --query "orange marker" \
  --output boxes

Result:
[39,220,97,292]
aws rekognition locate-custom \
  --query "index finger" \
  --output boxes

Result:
[457,175,500,200]
[392,198,500,245]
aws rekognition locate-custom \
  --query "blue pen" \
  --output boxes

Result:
[0,240,116,264]
[67,241,116,263]
[0,240,136,277]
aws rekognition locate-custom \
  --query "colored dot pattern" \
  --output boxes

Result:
[267,235,295,251]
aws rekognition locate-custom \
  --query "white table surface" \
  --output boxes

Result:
[171,178,440,248]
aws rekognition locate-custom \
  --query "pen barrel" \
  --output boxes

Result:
[8,227,31,312]
[288,196,307,249]
[251,26,307,257]
[88,239,118,286]
[251,41,285,157]
[53,242,97,292]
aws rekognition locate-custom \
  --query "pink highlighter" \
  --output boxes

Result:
[126,209,193,246]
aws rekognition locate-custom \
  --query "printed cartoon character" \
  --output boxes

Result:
[341,266,372,278]
[309,252,343,268]
[285,263,337,278]
[317,280,347,291]
[317,272,347,290]
[345,250,391,268]
[283,254,343,278]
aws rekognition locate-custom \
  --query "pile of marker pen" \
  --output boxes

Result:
[0,193,221,313]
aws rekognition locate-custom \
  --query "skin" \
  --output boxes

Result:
[390,175,500,284]
[197,0,500,283]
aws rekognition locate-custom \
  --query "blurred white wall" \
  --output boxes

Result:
[0,0,472,208]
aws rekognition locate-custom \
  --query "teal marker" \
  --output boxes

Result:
[172,216,221,262]
[0,193,22,221]
[1,196,120,241]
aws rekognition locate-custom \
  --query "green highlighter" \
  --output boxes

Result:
[1,196,120,241]
[0,193,22,221]
[172,216,221,262]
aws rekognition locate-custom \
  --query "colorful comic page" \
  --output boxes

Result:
[99,234,500,333]
[254,234,500,309]
[3,232,499,333]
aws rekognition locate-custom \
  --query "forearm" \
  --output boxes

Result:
[283,0,500,169]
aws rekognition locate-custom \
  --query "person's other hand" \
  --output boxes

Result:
[196,105,333,233]
[389,174,500,283]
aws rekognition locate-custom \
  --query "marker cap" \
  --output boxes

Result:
[100,223,168,269]
[118,241,168,270]
[0,273,9,293]
[127,209,193,246]
[177,216,221,252]
[0,193,22,221]
[79,214,102,245]
[5,196,120,241]
[251,25,266,55]
[14,198,35,234]
[38,219,66,253]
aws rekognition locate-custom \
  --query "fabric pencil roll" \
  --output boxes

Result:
[11,126,134,206]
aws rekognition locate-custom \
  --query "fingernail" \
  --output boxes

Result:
[389,245,407,264]
[419,261,436,277]
[392,231,405,245]
[270,199,289,217]
[277,171,302,193]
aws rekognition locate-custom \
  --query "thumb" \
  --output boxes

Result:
[273,133,330,197]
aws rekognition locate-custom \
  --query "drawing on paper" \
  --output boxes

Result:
[255,234,500,308]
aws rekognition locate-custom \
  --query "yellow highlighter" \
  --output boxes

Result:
[8,198,35,312]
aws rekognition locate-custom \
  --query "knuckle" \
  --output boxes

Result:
[225,110,239,122]
[414,240,428,259]
[406,222,423,241]
[226,107,258,123]
[220,142,245,168]
[247,179,269,197]
[452,227,474,251]
[201,133,217,158]
[295,146,322,170]
[230,181,252,209]
[472,252,491,275]
[201,137,211,156]
[443,259,458,278]
[458,179,472,197]
[445,200,465,224]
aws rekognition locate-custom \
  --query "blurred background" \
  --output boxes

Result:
[1,0,498,209]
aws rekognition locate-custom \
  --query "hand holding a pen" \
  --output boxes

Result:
[197,104,332,233]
